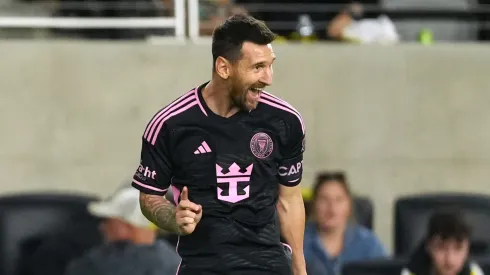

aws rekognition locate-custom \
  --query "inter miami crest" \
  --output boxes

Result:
[250,132,273,159]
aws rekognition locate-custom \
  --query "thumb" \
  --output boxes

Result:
[195,204,202,213]
[180,186,189,201]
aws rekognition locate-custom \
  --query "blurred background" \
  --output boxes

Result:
[1,0,490,275]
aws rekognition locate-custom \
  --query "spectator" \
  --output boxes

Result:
[304,172,387,275]
[64,183,180,275]
[199,0,248,35]
[401,209,484,275]
[327,1,399,44]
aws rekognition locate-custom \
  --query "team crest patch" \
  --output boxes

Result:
[250,132,273,159]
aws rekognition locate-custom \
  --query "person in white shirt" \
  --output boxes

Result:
[327,1,399,45]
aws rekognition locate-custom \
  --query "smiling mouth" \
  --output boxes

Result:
[249,87,263,93]
[248,87,262,100]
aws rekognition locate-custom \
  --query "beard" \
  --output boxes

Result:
[229,82,246,110]
[231,92,247,111]
[230,79,263,112]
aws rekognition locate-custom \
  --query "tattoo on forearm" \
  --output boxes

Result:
[140,194,181,234]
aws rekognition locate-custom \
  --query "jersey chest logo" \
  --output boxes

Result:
[250,132,273,159]
[216,163,253,203]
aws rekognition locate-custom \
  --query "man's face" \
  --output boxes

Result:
[348,2,364,19]
[228,42,275,111]
[427,236,469,275]
[100,217,131,243]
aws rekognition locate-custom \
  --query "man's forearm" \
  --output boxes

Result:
[277,194,306,269]
[139,193,181,234]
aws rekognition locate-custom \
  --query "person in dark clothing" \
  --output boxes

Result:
[64,183,180,275]
[133,14,307,275]
[401,209,484,275]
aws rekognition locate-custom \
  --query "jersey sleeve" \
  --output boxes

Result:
[277,115,306,187]
[131,124,173,196]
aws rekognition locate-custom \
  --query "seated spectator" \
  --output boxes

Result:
[199,0,248,36]
[64,183,180,275]
[304,171,387,275]
[327,1,399,44]
[401,209,484,275]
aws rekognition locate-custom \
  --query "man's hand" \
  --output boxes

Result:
[176,186,202,235]
[292,255,308,275]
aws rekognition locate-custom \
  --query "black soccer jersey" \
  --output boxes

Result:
[132,82,305,274]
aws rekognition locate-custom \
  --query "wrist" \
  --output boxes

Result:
[291,254,306,268]
[171,209,184,235]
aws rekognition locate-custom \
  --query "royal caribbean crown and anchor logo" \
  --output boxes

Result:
[214,133,273,204]
[216,163,254,203]
[250,132,273,159]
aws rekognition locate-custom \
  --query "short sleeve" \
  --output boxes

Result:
[277,115,305,186]
[132,125,173,196]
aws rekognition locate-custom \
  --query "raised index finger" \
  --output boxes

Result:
[180,186,189,201]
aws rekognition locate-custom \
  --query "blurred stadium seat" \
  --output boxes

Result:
[394,193,490,257]
[342,257,490,275]
[381,0,478,41]
[0,193,98,275]
[341,258,407,275]
[353,196,374,230]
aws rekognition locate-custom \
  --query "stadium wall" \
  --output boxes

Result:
[2,41,490,251]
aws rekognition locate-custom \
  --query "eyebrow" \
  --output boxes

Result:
[252,57,276,66]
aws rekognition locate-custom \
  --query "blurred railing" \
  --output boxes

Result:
[0,0,488,41]
[0,0,186,40]
[188,2,490,41]
[240,4,490,28]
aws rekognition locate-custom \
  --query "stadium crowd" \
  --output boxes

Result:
[7,0,487,42]
[4,170,490,275]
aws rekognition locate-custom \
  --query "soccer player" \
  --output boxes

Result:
[132,14,307,275]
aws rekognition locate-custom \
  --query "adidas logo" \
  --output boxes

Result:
[194,141,212,154]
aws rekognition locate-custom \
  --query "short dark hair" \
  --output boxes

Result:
[211,14,276,69]
[312,171,352,200]
[428,209,471,242]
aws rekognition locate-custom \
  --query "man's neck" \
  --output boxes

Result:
[131,231,156,245]
[318,225,345,241]
[202,79,239,118]
[430,268,456,275]
[318,226,346,257]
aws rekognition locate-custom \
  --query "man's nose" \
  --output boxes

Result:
[260,67,273,86]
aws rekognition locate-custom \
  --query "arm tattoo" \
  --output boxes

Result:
[139,193,181,234]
